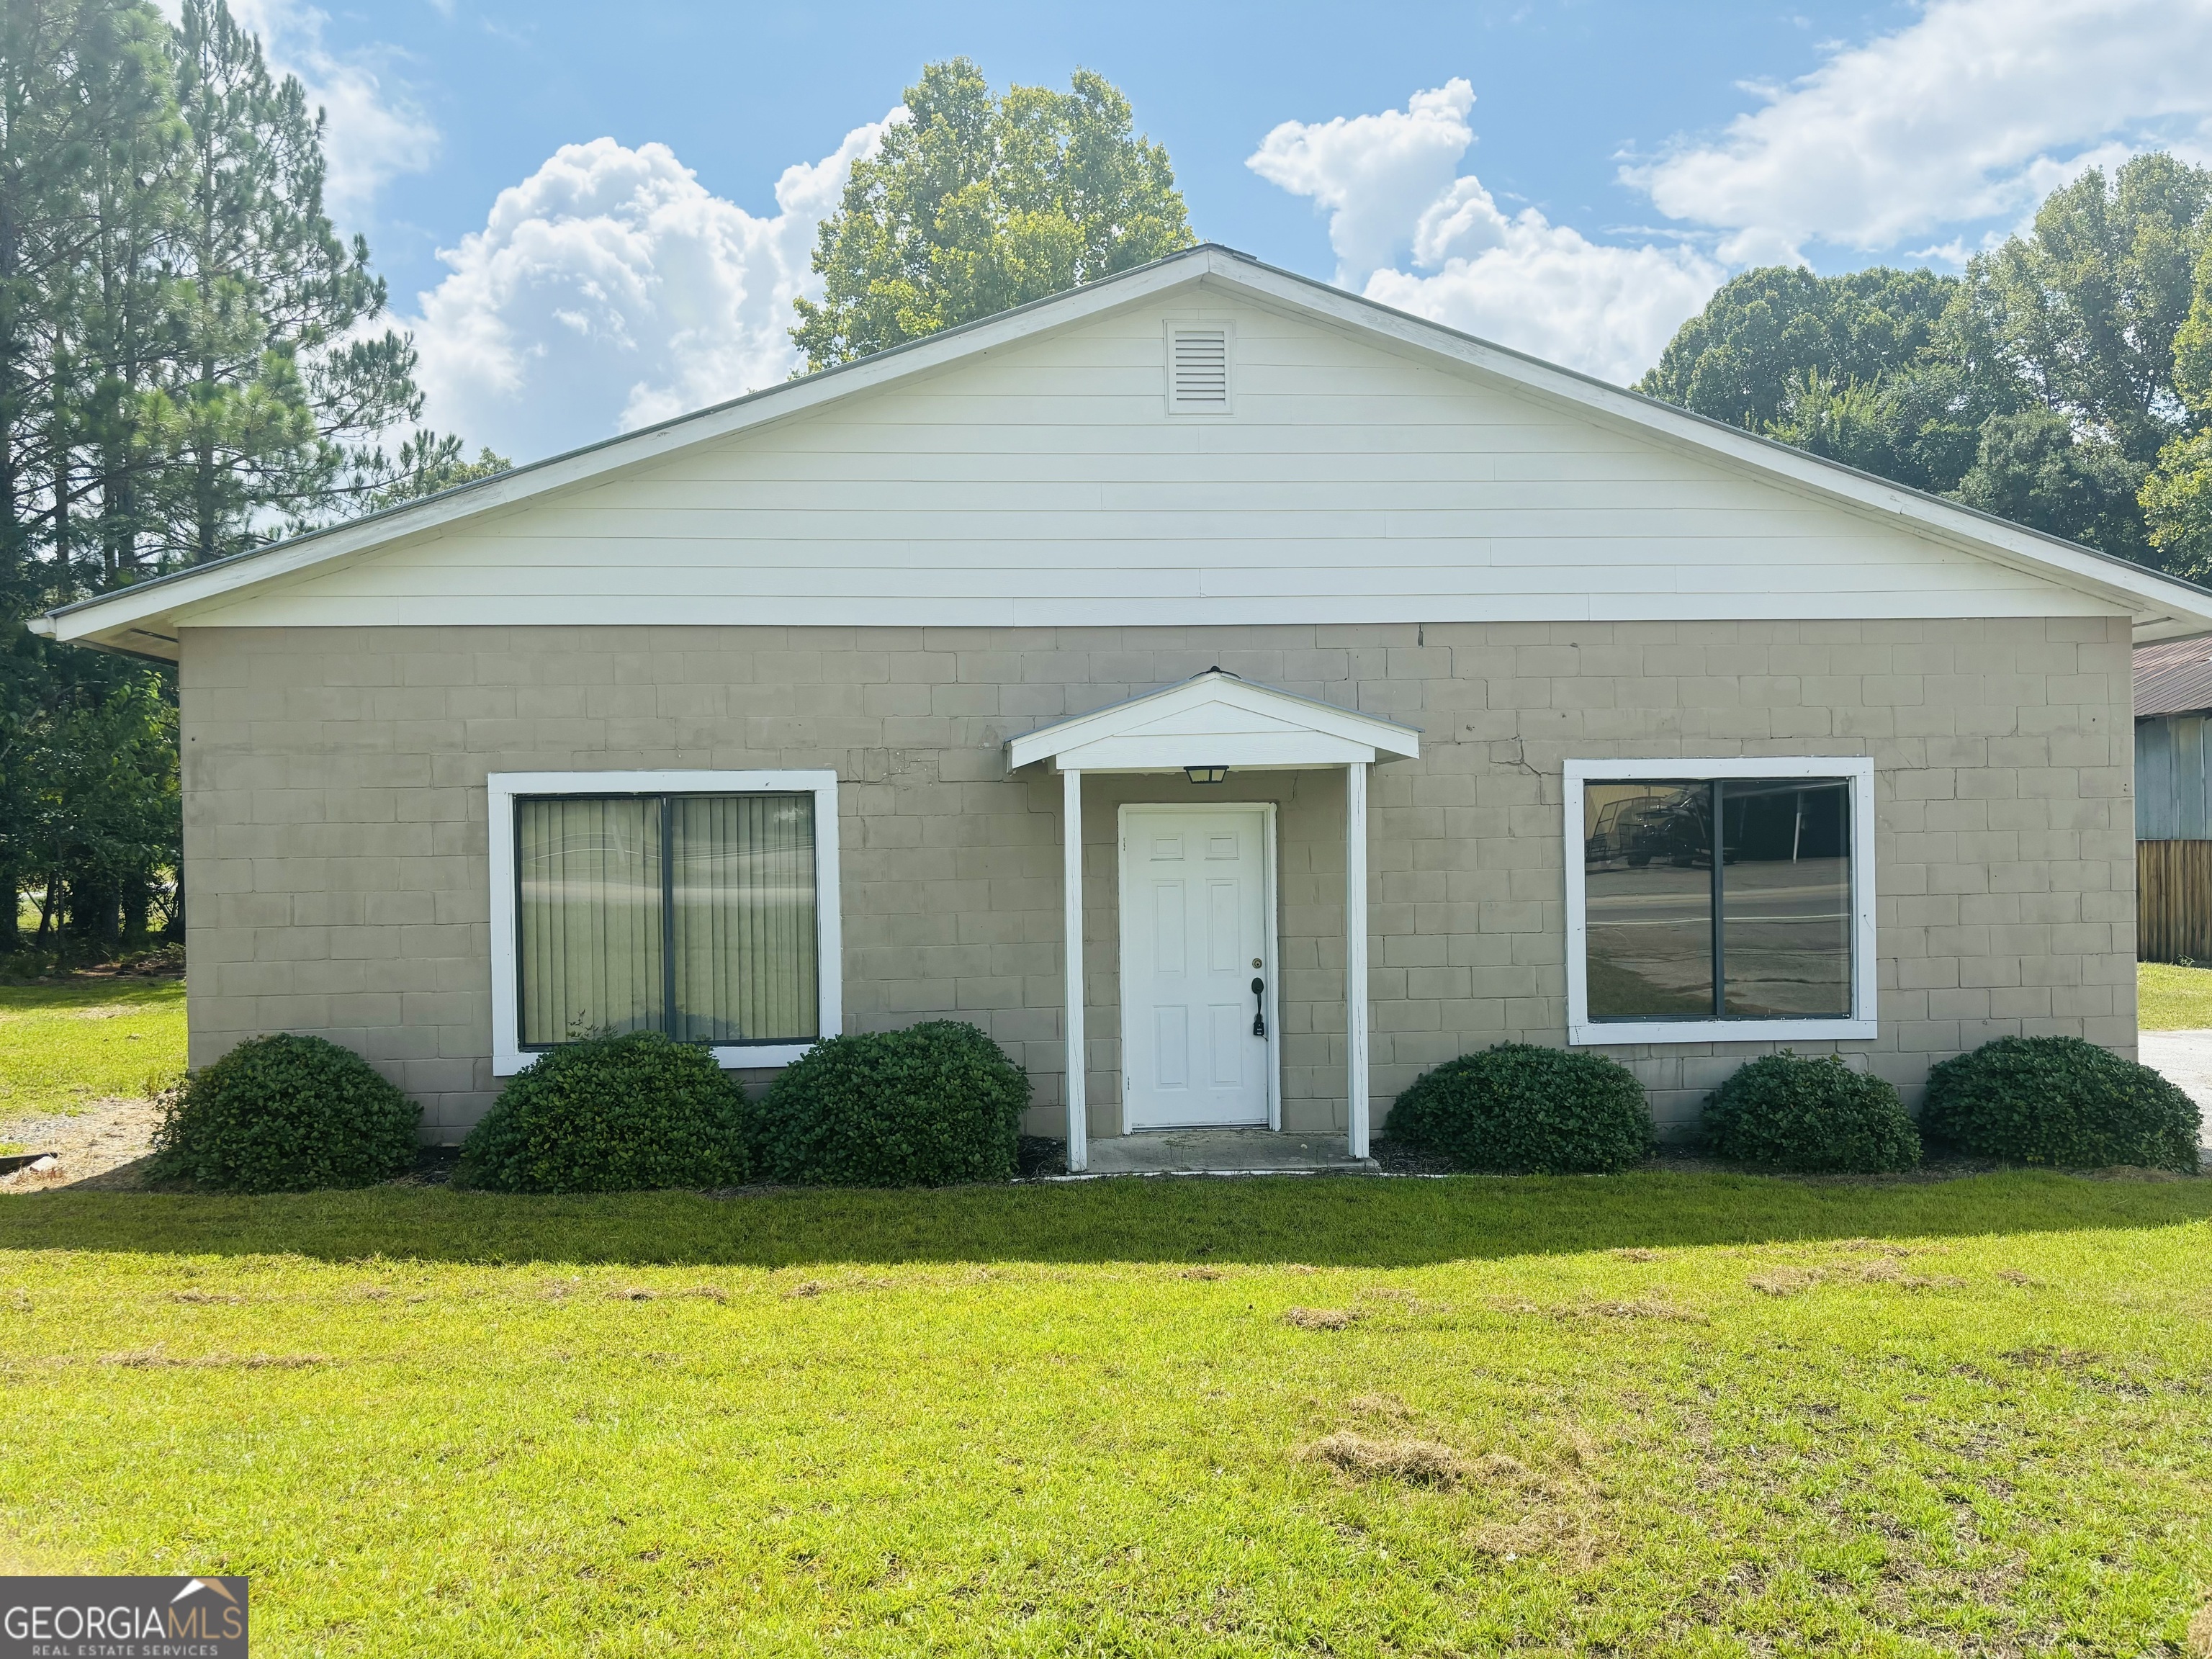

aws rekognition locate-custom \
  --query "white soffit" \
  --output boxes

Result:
[31,242,2212,654]
[1006,670,1421,773]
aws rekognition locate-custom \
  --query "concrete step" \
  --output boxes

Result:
[1077,1128,1376,1177]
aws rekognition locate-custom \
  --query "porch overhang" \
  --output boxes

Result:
[1010,672,1416,1177]
[1004,670,1421,774]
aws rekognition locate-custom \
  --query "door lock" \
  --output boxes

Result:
[1250,976,1267,1038]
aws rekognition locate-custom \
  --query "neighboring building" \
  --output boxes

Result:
[2134,639,2212,962]
[35,246,2212,1165]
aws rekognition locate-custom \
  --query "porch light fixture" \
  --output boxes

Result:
[1184,765,1231,785]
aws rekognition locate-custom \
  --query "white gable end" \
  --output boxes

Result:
[184,289,2118,632]
[39,246,2212,651]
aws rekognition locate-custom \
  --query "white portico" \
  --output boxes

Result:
[1005,670,1421,1173]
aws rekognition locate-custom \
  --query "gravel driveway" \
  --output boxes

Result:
[0,1094,164,1192]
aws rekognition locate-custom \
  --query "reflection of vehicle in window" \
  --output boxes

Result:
[1660,791,1713,868]
[1573,766,1861,1030]
[1637,786,1722,868]
[1584,794,1660,865]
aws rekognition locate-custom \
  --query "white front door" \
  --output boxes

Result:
[1119,806,1275,1130]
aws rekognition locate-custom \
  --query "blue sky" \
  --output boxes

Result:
[228,0,2212,463]
[323,1,1907,302]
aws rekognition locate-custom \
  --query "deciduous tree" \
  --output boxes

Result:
[1643,153,2212,575]
[793,59,1193,370]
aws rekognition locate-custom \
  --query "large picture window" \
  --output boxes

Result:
[1564,758,1875,1046]
[490,772,840,1074]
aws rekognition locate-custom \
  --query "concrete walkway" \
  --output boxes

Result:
[2139,1030,2212,1154]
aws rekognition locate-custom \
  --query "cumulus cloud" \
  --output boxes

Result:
[160,0,438,224]
[1627,0,2212,264]
[1250,81,1724,384]
[405,120,898,463]
[1248,81,1491,288]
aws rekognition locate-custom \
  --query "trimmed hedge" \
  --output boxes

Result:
[1923,1036,2201,1172]
[150,1033,419,1192]
[459,1031,750,1192]
[1382,1043,1653,1174]
[1700,1052,1920,1173]
[753,1021,1030,1187]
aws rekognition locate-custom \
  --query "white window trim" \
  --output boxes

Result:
[487,770,842,1076]
[1563,756,1876,1047]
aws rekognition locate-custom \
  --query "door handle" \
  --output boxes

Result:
[1250,976,1266,1038]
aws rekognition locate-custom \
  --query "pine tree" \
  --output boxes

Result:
[1,0,493,956]
[145,0,421,565]
[0,0,182,951]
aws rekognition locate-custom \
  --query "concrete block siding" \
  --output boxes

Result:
[179,615,2136,1143]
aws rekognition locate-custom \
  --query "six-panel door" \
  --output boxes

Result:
[1120,807,1273,1128]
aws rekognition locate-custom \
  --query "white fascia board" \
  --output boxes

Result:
[1006,672,1421,771]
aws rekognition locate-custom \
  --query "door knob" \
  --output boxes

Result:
[1250,976,1266,1038]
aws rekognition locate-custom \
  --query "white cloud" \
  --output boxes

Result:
[1248,80,1491,287]
[405,120,898,462]
[1250,82,1724,384]
[1626,0,2212,264]
[160,0,439,224]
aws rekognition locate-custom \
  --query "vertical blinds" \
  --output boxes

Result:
[517,792,818,1048]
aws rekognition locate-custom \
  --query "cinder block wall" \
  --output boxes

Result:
[178,616,2136,1141]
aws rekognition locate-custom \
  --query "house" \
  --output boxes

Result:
[35,244,2212,1169]
[2134,638,2212,963]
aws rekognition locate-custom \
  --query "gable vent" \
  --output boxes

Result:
[1169,328,1230,411]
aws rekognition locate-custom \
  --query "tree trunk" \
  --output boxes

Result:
[32,872,56,946]
[92,879,120,950]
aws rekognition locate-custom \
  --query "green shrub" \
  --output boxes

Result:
[753,1021,1030,1187]
[1923,1036,2201,1172]
[1382,1043,1652,1174]
[1700,1052,1920,1173]
[459,1031,750,1193]
[150,1033,418,1192]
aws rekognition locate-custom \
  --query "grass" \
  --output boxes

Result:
[0,976,185,1142]
[2141,960,2212,1030]
[3,1174,2211,1654]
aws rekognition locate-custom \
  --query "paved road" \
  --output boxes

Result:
[2139,1030,2212,1154]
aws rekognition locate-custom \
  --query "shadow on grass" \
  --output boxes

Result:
[1,1169,2208,1268]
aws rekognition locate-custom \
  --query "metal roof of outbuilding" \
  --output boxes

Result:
[2137,638,2212,719]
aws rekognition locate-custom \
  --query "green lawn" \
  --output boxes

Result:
[0,977,185,1136]
[2141,961,2212,1030]
[2,1175,2209,1655]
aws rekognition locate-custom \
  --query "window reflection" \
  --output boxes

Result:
[1582,782,1715,1017]
[1582,775,1853,1022]
[1720,781,1851,1017]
